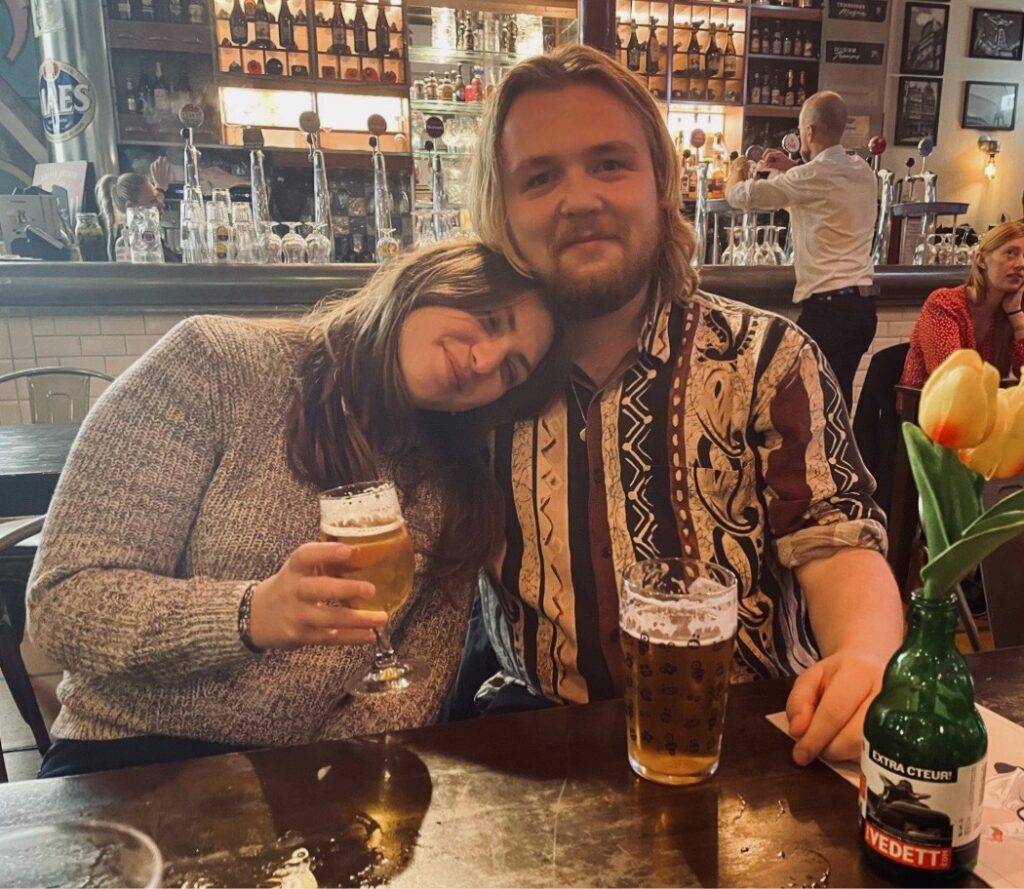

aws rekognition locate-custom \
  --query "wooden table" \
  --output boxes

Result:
[0,648,1019,888]
[0,424,76,516]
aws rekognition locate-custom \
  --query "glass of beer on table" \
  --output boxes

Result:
[319,480,421,694]
[619,558,738,785]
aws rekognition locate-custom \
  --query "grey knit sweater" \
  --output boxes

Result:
[27,315,471,746]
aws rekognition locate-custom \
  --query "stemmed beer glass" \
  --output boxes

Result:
[319,480,424,694]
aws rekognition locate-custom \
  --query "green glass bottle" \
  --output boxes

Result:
[859,592,987,883]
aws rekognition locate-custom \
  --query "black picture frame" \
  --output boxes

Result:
[895,77,943,146]
[969,8,1024,61]
[901,2,949,75]
[961,80,1019,131]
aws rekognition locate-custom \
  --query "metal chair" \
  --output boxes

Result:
[0,515,49,782]
[980,476,1024,649]
[0,367,114,425]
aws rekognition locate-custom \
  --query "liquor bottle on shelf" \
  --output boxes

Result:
[328,2,350,55]
[137,70,152,114]
[440,71,454,101]
[455,9,466,50]
[804,29,816,57]
[506,15,517,55]
[770,70,782,106]
[116,0,132,20]
[625,20,640,72]
[278,0,296,51]
[167,0,183,22]
[252,0,275,49]
[375,2,390,57]
[645,17,660,75]
[425,70,438,100]
[705,24,720,78]
[749,71,762,105]
[153,62,169,112]
[796,69,808,105]
[723,25,738,77]
[784,69,795,107]
[188,0,203,23]
[139,0,154,21]
[353,1,370,55]
[771,24,783,56]
[687,21,703,75]
[454,66,466,102]
[782,26,792,56]
[750,23,760,54]
[125,78,138,113]
[230,0,248,46]
[761,73,771,104]
[465,12,476,50]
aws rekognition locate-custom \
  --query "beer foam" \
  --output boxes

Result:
[320,517,404,538]
[620,591,737,646]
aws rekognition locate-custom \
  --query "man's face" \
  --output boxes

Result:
[499,84,662,320]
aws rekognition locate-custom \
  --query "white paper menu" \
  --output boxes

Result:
[766,705,1024,889]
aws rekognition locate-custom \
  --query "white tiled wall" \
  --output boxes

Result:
[0,305,922,422]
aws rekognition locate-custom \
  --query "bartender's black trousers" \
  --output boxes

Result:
[797,291,878,410]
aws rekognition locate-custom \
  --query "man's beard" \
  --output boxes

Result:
[539,245,658,321]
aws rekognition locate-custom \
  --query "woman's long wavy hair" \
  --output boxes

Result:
[967,221,1024,376]
[467,43,700,304]
[279,240,568,583]
[95,173,150,260]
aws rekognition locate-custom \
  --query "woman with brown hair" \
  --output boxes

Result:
[28,239,565,777]
[901,221,1024,388]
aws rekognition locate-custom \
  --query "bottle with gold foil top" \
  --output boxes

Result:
[859,592,987,883]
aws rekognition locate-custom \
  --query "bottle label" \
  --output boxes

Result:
[859,742,985,872]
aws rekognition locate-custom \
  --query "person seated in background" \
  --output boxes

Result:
[95,157,171,260]
[901,221,1024,389]
[27,240,565,778]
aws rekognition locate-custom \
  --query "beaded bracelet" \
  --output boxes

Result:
[237,581,264,654]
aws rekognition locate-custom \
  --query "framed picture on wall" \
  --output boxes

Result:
[962,81,1019,130]
[900,2,949,75]
[969,9,1024,60]
[895,77,943,145]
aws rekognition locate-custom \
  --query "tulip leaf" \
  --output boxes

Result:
[922,509,1024,599]
[902,423,984,558]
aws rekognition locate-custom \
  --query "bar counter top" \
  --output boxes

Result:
[0,262,965,313]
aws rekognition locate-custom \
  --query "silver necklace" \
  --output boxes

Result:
[570,382,589,443]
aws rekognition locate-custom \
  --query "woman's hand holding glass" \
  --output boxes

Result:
[247,542,387,650]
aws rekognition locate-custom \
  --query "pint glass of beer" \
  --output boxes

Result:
[319,480,421,694]
[619,558,738,785]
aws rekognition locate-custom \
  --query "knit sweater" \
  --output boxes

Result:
[27,315,471,746]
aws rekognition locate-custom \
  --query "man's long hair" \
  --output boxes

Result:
[967,220,1024,376]
[467,44,700,304]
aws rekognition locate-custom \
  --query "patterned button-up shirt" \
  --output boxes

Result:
[481,291,887,704]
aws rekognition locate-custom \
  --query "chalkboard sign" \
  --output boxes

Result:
[828,0,888,22]
[826,41,885,64]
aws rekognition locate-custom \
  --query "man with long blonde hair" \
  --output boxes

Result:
[464,44,903,766]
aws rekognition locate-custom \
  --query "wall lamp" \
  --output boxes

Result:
[978,134,1000,181]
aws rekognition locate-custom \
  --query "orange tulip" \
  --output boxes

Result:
[918,350,999,449]
[959,383,1024,479]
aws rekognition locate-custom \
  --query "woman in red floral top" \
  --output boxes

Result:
[901,221,1024,389]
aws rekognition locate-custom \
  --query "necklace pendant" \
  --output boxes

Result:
[579,427,587,443]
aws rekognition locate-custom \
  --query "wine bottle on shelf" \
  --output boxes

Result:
[796,69,808,105]
[353,0,370,55]
[465,12,476,50]
[167,0,182,22]
[750,24,760,54]
[328,2,350,54]
[375,2,390,57]
[278,0,296,50]
[782,26,792,56]
[188,0,204,23]
[645,17,660,75]
[625,20,640,71]
[425,70,438,100]
[723,25,737,77]
[687,21,702,76]
[749,71,762,105]
[771,25,782,56]
[705,23,720,78]
[153,62,169,112]
[230,0,248,46]
[784,69,795,106]
[125,78,138,113]
[804,30,816,57]
[117,0,132,20]
[139,0,155,21]
[770,71,782,106]
[252,0,275,49]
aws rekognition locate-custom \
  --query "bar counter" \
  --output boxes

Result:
[0,262,965,312]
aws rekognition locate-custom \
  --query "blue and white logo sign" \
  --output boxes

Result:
[39,59,95,143]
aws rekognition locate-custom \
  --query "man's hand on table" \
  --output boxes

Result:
[785,651,887,765]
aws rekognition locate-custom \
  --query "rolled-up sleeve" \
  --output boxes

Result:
[753,332,888,568]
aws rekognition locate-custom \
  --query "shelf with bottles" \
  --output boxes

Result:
[310,1,408,86]
[613,3,669,100]
[746,18,818,60]
[409,96,485,115]
[746,62,813,111]
[112,51,223,143]
[214,0,313,82]
[106,0,209,25]
[748,2,821,21]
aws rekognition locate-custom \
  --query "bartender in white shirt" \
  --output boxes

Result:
[725,91,878,408]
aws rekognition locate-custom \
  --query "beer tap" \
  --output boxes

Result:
[179,104,209,263]
[690,128,709,267]
[424,115,447,242]
[368,114,400,262]
[243,126,272,227]
[868,135,894,265]
[298,111,334,261]
[917,137,938,203]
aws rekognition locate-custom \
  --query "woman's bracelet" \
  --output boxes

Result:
[237,581,264,654]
